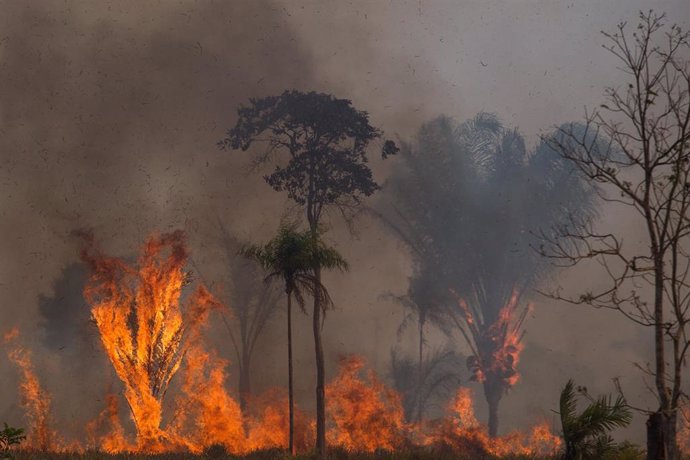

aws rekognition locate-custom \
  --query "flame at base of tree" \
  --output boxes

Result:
[326,355,408,452]
[82,232,218,448]
[3,328,58,451]
[3,333,561,456]
[2,232,560,457]
[430,387,561,457]
[85,393,130,453]
[244,388,315,452]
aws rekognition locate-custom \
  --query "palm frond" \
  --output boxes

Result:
[558,379,632,460]
[240,222,348,316]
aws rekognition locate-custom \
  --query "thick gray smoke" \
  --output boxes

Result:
[0,0,688,446]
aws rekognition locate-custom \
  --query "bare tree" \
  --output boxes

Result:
[539,11,690,459]
[189,219,282,412]
[217,220,282,412]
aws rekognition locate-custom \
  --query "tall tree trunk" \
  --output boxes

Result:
[313,266,326,459]
[484,377,502,438]
[416,319,424,422]
[647,410,678,460]
[239,351,251,413]
[287,290,295,456]
[648,254,678,459]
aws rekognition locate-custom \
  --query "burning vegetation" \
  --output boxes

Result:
[3,8,690,459]
[2,232,562,457]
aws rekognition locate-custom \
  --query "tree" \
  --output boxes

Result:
[389,346,463,422]
[0,423,25,459]
[240,222,348,456]
[215,219,282,412]
[219,90,396,457]
[538,11,690,459]
[383,268,456,421]
[558,379,632,460]
[78,231,221,449]
[378,114,595,437]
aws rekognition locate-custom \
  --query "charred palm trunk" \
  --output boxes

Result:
[416,319,424,422]
[287,287,295,456]
[483,375,502,438]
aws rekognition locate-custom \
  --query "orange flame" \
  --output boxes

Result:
[432,387,561,457]
[325,355,408,452]
[454,289,528,389]
[4,231,563,457]
[3,327,58,451]
[245,388,315,453]
[168,346,246,453]
[85,393,131,453]
[79,231,223,452]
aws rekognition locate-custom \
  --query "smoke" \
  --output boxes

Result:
[0,0,688,447]
[0,0,317,431]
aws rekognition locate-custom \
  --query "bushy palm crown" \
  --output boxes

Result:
[240,223,348,312]
[559,379,632,460]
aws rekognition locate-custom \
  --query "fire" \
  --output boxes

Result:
[3,232,563,457]
[433,387,561,457]
[455,289,528,388]
[3,327,57,451]
[168,346,246,453]
[325,355,407,452]
[85,393,130,452]
[245,388,315,453]
[78,230,224,451]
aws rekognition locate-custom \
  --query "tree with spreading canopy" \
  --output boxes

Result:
[219,90,396,457]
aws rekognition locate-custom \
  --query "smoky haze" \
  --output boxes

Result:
[0,0,687,445]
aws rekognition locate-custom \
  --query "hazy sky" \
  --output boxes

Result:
[0,0,688,443]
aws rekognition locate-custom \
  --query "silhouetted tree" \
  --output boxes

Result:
[241,222,347,456]
[379,114,595,437]
[215,219,282,411]
[539,11,690,459]
[220,90,396,457]
[383,268,454,421]
[389,346,463,421]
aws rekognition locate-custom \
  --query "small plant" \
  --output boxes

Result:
[0,423,25,459]
[558,379,632,460]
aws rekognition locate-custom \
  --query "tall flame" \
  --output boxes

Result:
[78,230,221,451]
[325,355,407,452]
[3,327,57,451]
[3,231,563,457]
[433,387,561,457]
[245,388,315,453]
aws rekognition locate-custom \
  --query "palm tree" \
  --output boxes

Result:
[241,223,348,455]
[377,114,598,437]
[384,268,453,421]
[558,379,632,460]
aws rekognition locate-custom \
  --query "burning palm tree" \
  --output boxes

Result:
[377,113,597,437]
[78,230,221,451]
[451,288,530,438]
